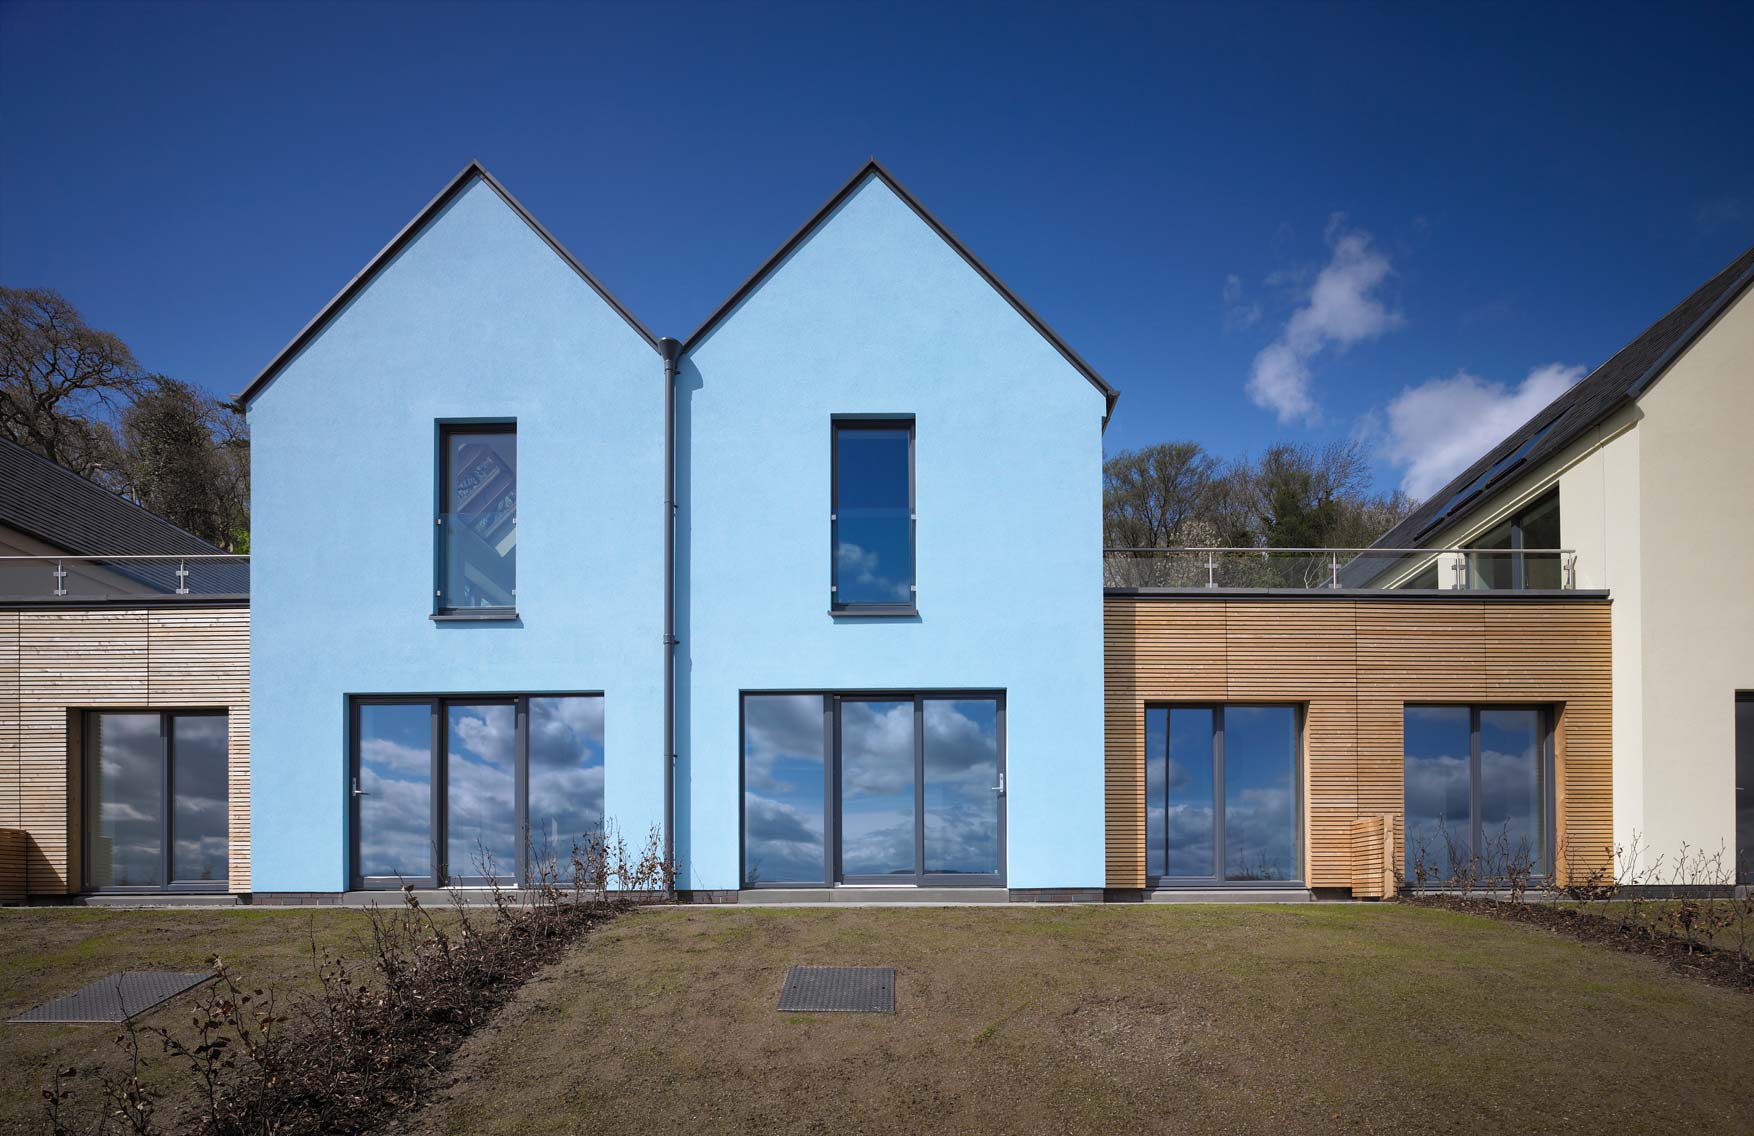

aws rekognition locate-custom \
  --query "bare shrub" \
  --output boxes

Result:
[44,823,676,1135]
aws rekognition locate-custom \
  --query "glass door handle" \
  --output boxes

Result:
[352,777,369,798]
[991,772,1004,795]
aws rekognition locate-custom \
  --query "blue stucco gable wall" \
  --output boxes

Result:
[678,173,1107,891]
[248,177,665,892]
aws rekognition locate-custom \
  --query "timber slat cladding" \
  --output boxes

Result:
[0,606,249,894]
[1104,596,1612,890]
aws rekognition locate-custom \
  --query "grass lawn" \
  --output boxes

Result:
[0,907,416,1134]
[416,904,1754,1136]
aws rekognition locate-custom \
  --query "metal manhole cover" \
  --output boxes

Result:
[776,965,895,1013]
[9,972,215,1024]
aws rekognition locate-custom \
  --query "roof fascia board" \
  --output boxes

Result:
[238,160,658,405]
[1625,257,1754,401]
[679,158,1120,424]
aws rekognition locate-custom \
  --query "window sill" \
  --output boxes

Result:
[828,606,919,619]
[430,610,520,623]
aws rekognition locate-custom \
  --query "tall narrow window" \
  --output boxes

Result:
[831,419,914,613]
[438,423,516,612]
[85,711,229,892]
[1737,693,1753,885]
[1403,706,1552,883]
[1465,490,1560,591]
[1144,704,1300,885]
[741,694,830,886]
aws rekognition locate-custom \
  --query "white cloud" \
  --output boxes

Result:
[1247,217,1403,424]
[1382,363,1584,499]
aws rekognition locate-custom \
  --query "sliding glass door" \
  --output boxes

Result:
[351,694,603,889]
[1402,705,1552,882]
[1144,704,1301,886]
[741,692,1004,888]
[84,710,229,892]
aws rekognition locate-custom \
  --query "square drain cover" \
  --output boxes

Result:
[9,972,215,1024]
[777,965,894,1013]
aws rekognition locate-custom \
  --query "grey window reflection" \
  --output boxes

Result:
[840,700,916,877]
[87,713,163,888]
[446,703,517,883]
[1145,708,1167,879]
[1403,707,1473,878]
[741,695,828,885]
[1223,707,1297,881]
[528,696,606,877]
[1479,709,1544,875]
[170,715,229,884]
[1467,520,1514,590]
[441,426,516,610]
[1519,494,1562,589]
[358,702,433,881]
[923,699,1000,876]
[832,422,913,609]
[1466,490,1561,591]
[1167,707,1218,877]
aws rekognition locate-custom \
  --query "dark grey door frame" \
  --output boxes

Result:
[1146,703,1304,889]
[81,709,230,895]
[349,691,599,890]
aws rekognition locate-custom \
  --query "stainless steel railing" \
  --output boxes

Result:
[0,554,250,600]
[1102,547,1578,591]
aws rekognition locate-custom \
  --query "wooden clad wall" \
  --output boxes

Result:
[1105,596,1611,890]
[0,605,249,894]
[0,611,20,901]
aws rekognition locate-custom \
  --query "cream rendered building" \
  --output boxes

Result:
[1367,246,1754,881]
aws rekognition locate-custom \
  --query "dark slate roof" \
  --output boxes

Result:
[1375,244,1754,549]
[0,436,226,557]
[679,157,1121,425]
[238,160,659,405]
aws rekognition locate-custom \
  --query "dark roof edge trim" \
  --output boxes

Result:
[0,437,228,555]
[237,160,659,405]
[1625,257,1754,401]
[678,157,1120,424]
[0,596,250,611]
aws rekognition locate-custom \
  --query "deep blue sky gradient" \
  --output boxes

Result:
[2,0,1750,494]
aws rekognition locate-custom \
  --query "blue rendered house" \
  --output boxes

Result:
[239,159,1115,900]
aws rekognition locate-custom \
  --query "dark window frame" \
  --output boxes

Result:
[1402,703,1557,881]
[1143,703,1305,888]
[349,691,603,890]
[1465,488,1559,591]
[1736,691,1753,886]
[81,708,230,895]
[738,689,1006,888]
[829,416,917,616]
[434,419,518,617]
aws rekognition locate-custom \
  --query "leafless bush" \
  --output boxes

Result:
[43,823,676,1135]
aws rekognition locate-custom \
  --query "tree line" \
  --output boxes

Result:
[1,287,249,551]
[1104,439,1417,551]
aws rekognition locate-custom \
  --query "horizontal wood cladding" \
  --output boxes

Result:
[1105,596,1611,890]
[0,606,249,894]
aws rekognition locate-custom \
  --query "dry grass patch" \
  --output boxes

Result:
[414,904,1754,1136]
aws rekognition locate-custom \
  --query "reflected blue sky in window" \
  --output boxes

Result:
[358,703,433,880]
[529,696,605,877]
[742,695,827,885]
[1403,707,1473,878]
[840,700,916,877]
[446,703,517,881]
[923,699,1000,876]
[1145,708,1167,879]
[1222,707,1297,882]
[1479,709,1543,874]
[1168,708,1218,877]
[834,425,911,606]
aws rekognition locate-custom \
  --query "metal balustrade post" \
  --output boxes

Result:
[1206,550,1215,588]
[1330,553,1339,589]
[175,559,190,595]
[53,559,66,597]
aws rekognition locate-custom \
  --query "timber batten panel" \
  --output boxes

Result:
[1104,595,1612,890]
[0,606,249,894]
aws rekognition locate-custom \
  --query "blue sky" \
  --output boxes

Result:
[3,0,1750,498]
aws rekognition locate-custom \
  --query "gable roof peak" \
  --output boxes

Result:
[681,157,1120,424]
[237,159,658,406]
